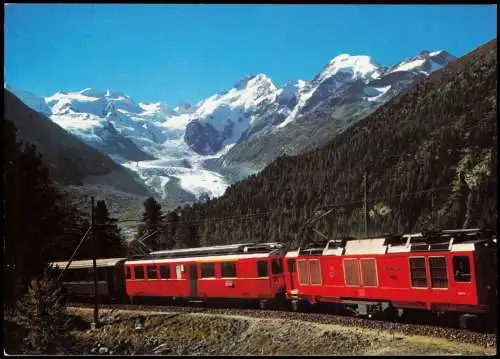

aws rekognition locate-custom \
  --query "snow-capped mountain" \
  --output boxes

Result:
[7,49,456,202]
[218,50,456,169]
[388,50,456,75]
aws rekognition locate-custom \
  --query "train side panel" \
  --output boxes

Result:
[125,253,285,301]
[286,249,488,313]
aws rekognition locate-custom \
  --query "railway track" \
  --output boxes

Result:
[68,301,496,347]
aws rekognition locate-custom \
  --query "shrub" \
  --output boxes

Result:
[14,265,72,354]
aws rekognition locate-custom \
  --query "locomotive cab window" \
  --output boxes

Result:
[453,256,471,282]
[257,260,268,277]
[272,259,283,274]
[201,263,215,278]
[409,257,427,288]
[134,266,145,279]
[159,265,170,279]
[147,265,158,279]
[288,259,296,273]
[221,262,237,278]
[125,266,131,280]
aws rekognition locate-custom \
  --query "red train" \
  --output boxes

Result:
[124,242,285,309]
[54,228,497,328]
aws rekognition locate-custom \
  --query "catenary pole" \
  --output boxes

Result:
[91,196,99,328]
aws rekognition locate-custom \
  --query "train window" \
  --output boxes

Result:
[126,266,131,280]
[309,260,322,285]
[453,256,471,282]
[429,257,448,288]
[272,259,283,274]
[361,258,378,287]
[257,260,268,277]
[288,259,296,273]
[221,262,237,278]
[85,268,94,281]
[159,265,170,279]
[147,265,158,279]
[71,268,90,281]
[409,257,427,288]
[297,260,310,285]
[134,266,145,279]
[98,269,106,281]
[201,263,215,278]
[343,259,361,286]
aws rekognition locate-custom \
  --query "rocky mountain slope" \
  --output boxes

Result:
[8,49,456,202]
[4,89,153,203]
[167,38,497,246]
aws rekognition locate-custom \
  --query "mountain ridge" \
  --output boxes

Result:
[4,88,153,198]
[6,48,457,201]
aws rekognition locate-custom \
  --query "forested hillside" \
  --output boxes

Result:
[165,38,497,248]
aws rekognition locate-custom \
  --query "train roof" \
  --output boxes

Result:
[299,228,496,256]
[51,257,126,269]
[149,242,255,256]
[129,242,285,261]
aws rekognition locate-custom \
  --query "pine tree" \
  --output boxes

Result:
[137,197,165,250]
[175,222,199,248]
[161,210,180,249]
[4,119,86,306]
[14,265,72,354]
[93,200,126,258]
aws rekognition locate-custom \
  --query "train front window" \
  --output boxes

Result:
[453,256,471,282]
[288,259,296,273]
[126,266,131,279]
[134,266,145,279]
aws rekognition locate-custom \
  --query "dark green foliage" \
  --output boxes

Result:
[13,265,72,354]
[175,222,199,248]
[91,200,126,258]
[3,119,88,306]
[170,39,497,248]
[161,209,181,249]
[136,197,166,250]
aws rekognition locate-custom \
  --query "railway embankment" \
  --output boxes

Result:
[32,307,495,355]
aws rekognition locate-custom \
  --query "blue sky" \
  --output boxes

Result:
[5,4,497,106]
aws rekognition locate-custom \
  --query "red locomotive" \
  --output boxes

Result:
[284,229,497,326]
[54,228,496,328]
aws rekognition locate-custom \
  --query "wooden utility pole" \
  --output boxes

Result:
[363,172,368,237]
[90,196,99,329]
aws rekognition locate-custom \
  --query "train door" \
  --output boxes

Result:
[188,264,198,297]
[287,258,296,290]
